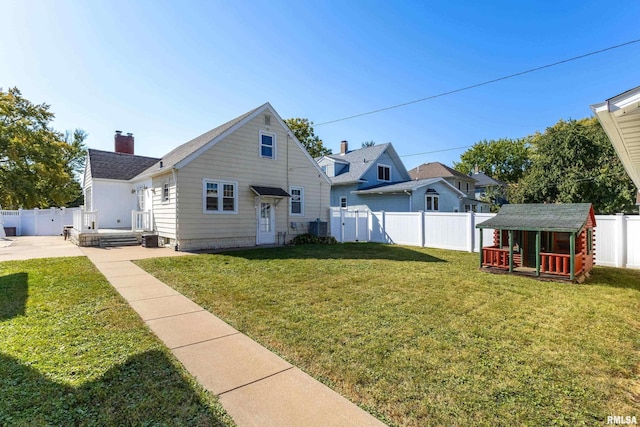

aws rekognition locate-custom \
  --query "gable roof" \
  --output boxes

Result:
[87,149,161,181]
[471,171,505,188]
[476,203,596,232]
[409,162,476,182]
[353,177,465,196]
[322,143,408,185]
[133,102,330,185]
[136,104,264,178]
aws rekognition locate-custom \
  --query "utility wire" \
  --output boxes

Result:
[315,38,640,126]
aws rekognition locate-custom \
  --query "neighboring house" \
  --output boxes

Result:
[408,162,490,212]
[471,171,507,206]
[591,86,640,214]
[81,103,331,250]
[317,141,411,211]
[477,203,596,282]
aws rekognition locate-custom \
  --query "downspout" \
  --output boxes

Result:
[172,168,179,251]
[404,190,412,212]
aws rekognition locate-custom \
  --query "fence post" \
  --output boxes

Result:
[419,211,425,247]
[355,210,359,242]
[381,210,386,243]
[467,212,475,253]
[615,213,627,268]
[18,208,22,236]
[367,210,371,242]
[340,208,345,243]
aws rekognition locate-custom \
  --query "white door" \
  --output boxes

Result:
[258,202,275,244]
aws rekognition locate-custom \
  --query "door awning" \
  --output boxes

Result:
[250,186,291,198]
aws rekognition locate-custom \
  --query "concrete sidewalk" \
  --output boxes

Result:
[81,247,386,427]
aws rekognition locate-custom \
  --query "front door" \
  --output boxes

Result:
[258,202,275,244]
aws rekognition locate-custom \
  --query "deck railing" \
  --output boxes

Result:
[73,209,98,233]
[482,246,510,269]
[132,210,152,232]
[540,252,571,276]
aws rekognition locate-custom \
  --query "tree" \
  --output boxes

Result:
[454,137,532,183]
[362,140,375,148]
[509,117,637,214]
[284,118,331,158]
[0,87,87,209]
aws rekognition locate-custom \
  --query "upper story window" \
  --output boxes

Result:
[203,179,237,214]
[260,131,276,159]
[466,182,469,192]
[321,165,328,175]
[290,186,303,215]
[340,196,347,208]
[162,182,170,203]
[377,164,391,182]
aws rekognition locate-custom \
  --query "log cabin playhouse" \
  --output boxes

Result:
[476,203,596,282]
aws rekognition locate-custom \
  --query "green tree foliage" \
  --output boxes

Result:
[361,140,376,148]
[0,87,87,209]
[454,137,531,183]
[284,117,331,158]
[509,118,637,214]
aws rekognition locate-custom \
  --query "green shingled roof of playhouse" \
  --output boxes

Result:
[476,203,594,232]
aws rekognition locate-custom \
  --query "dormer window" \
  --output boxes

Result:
[377,164,391,182]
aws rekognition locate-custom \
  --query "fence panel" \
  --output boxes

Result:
[369,212,388,243]
[423,212,470,251]
[474,213,496,252]
[1,208,78,236]
[384,212,422,246]
[626,217,640,269]
[593,216,617,267]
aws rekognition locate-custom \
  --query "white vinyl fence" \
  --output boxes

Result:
[1,208,79,236]
[330,208,640,269]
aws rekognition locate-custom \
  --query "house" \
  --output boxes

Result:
[408,162,490,212]
[80,103,331,250]
[470,170,507,206]
[591,86,640,214]
[316,142,466,212]
[476,203,596,282]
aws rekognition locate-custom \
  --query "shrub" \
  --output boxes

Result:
[290,233,338,245]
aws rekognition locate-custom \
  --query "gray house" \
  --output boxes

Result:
[409,162,490,212]
[317,142,467,212]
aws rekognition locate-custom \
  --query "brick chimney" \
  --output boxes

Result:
[340,140,348,155]
[114,130,134,154]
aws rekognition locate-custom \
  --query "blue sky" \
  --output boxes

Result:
[2,0,639,170]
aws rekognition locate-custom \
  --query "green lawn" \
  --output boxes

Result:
[136,243,640,426]
[0,257,234,426]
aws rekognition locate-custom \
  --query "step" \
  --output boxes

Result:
[99,235,140,248]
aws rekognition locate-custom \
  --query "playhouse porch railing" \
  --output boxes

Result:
[540,252,583,276]
[73,209,98,233]
[132,210,153,232]
[481,246,510,268]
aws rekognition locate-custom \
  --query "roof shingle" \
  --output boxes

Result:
[88,149,161,181]
[409,162,476,181]
[476,203,595,232]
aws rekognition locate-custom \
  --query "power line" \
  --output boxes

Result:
[315,38,640,126]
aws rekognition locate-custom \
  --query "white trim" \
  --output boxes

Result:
[202,179,238,214]
[377,163,391,182]
[289,186,304,216]
[259,130,277,160]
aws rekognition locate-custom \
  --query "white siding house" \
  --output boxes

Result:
[82,103,331,250]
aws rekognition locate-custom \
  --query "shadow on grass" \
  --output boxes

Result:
[586,266,640,291]
[0,272,28,321]
[217,242,446,263]
[0,350,225,426]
